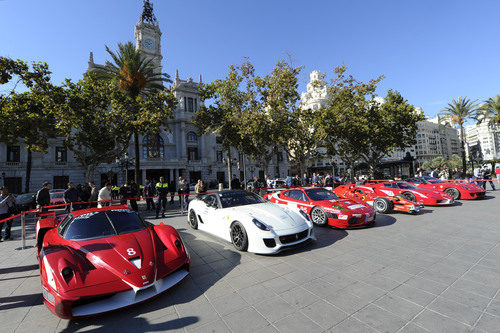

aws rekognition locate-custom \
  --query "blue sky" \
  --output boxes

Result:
[1,0,499,118]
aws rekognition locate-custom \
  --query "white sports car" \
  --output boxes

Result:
[187,190,314,254]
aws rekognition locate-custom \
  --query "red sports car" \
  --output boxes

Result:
[406,176,486,200]
[334,184,422,214]
[35,205,190,319]
[364,181,454,206]
[264,187,376,228]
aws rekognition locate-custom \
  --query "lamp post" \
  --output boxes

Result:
[116,153,132,185]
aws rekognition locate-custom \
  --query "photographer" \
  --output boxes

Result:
[0,187,17,241]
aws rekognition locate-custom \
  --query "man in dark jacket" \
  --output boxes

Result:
[64,182,79,212]
[156,177,169,218]
[232,175,241,189]
[128,181,139,211]
[302,173,309,186]
[36,182,52,210]
[143,178,156,211]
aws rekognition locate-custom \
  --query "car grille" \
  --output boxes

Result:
[326,213,338,219]
[263,238,276,248]
[475,192,485,198]
[348,217,359,225]
[279,230,309,244]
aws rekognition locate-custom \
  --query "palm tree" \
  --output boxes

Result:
[477,95,500,125]
[439,96,479,173]
[91,42,171,185]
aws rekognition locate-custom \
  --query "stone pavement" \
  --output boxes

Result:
[0,192,499,333]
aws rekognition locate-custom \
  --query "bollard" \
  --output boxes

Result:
[70,202,73,212]
[21,212,26,249]
[180,195,184,215]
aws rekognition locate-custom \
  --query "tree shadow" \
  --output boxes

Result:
[58,228,240,332]
[0,264,38,275]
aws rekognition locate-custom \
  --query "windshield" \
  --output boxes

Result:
[219,191,265,208]
[50,192,64,199]
[423,177,443,184]
[305,188,339,200]
[16,194,34,201]
[396,182,417,189]
[62,210,147,240]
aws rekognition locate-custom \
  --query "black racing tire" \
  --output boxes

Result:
[401,191,416,202]
[444,187,460,200]
[310,206,328,226]
[188,210,198,230]
[230,222,248,251]
[373,197,393,213]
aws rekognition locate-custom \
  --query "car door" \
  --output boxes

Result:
[281,190,311,213]
[197,194,224,235]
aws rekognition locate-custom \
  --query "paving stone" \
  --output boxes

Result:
[279,286,319,309]
[300,299,348,329]
[254,295,295,323]
[237,284,277,305]
[440,286,492,312]
[325,290,371,314]
[273,311,323,333]
[327,317,378,333]
[373,293,424,321]
[353,304,407,333]
[453,278,499,299]
[391,284,437,306]
[223,307,269,333]
[187,319,231,333]
[403,275,449,295]
[210,291,248,316]
[397,322,431,332]
[412,309,471,333]
[427,296,483,326]
[474,312,500,333]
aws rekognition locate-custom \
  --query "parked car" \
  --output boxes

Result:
[35,205,190,319]
[49,192,65,206]
[15,193,37,211]
[187,190,314,254]
[364,181,454,206]
[406,176,485,200]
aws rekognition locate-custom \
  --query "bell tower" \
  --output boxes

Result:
[134,0,163,70]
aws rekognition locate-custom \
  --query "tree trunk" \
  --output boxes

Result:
[24,149,32,193]
[227,149,232,190]
[85,165,96,183]
[134,132,141,185]
[460,124,467,173]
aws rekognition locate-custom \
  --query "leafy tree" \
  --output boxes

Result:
[0,57,63,192]
[477,95,500,125]
[439,96,479,173]
[314,65,383,179]
[422,154,461,170]
[361,90,424,174]
[59,75,132,182]
[194,63,253,189]
[90,42,175,184]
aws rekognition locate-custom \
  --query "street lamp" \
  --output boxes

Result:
[116,153,132,184]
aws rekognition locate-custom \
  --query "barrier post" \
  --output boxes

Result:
[70,202,73,212]
[180,194,184,215]
[21,212,26,249]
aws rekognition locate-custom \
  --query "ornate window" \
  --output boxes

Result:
[55,147,67,163]
[184,97,197,112]
[6,146,20,162]
[142,134,165,159]
[187,132,198,143]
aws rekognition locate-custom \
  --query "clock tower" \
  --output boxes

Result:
[134,0,163,71]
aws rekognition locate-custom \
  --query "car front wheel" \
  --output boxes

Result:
[230,222,248,251]
[444,187,460,200]
[310,207,328,226]
[373,197,393,213]
[188,210,198,229]
[400,192,417,202]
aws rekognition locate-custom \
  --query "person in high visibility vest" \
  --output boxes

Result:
[155,177,169,218]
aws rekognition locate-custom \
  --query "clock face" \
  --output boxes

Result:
[144,39,154,50]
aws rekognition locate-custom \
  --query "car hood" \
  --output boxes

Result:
[317,198,373,213]
[228,202,307,231]
[70,229,158,290]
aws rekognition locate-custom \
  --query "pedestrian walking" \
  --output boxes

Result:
[481,165,496,191]
[180,178,190,210]
[97,183,113,208]
[155,177,169,218]
[64,182,80,212]
[143,178,156,211]
[36,182,51,210]
[0,186,17,241]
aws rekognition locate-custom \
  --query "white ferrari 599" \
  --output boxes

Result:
[187,190,314,254]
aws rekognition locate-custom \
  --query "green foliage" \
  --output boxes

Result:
[422,154,462,170]
[477,95,500,125]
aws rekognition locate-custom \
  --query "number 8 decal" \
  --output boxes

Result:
[127,248,136,256]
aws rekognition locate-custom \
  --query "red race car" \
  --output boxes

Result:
[406,176,486,200]
[364,181,454,206]
[35,205,190,319]
[334,184,422,214]
[264,187,376,228]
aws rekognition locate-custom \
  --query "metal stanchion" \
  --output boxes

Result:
[180,195,184,215]
[21,212,26,249]
[70,202,73,212]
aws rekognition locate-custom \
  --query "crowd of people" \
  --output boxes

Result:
[416,165,497,190]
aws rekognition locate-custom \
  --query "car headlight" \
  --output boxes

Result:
[252,218,270,231]
[299,209,311,222]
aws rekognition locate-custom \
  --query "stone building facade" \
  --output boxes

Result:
[465,119,500,162]
[0,1,289,193]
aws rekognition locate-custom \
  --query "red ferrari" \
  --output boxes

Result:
[406,176,486,200]
[35,205,190,319]
[264,187,376,228]
[334,184,422,214]
[364,181,454,206]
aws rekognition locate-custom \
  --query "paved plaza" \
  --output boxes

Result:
[0,193,499,333]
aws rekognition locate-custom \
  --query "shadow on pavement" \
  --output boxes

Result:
[370,214,397,228]
[58,228,240,332]
[0,293,42,311]
[273,227,348,257]
[0,263,38,275]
